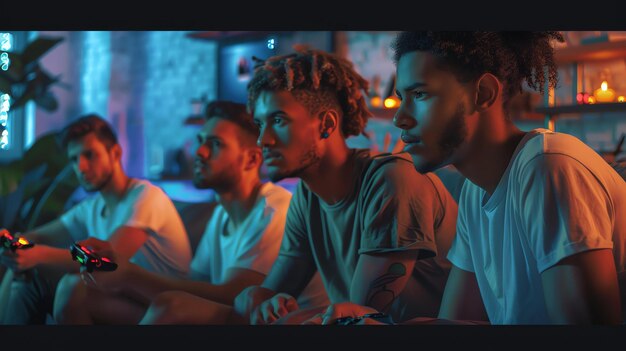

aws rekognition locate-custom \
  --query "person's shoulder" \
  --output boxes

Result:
[129,178,165,194]
[127,178,170,202]
[261,182,293,209]
[363,150,417,178]
[70,191,102,211]
[370,151,437,186]
[517,130,612,177]
[520,129,595,163]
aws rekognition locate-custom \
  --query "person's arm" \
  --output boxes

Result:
[236,182,319,322]
[105,225,149,261]
[520,154,621,324]
[232,254,317,324]
[346,156,448,320]
[438,265,488,321]
[119,265,266,306]
[310,265,488,325]
[0,220,78,273]
[350,250,417,312]
[541,249,621,324]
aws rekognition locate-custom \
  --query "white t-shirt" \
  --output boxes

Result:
[60,178,192,278]
[448,129,626,324]
[190,182,328,308]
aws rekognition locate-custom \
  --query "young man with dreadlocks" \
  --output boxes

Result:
[230,46,458,325]
[321,31,626,325]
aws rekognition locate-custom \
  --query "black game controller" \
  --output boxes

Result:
[70,243,118,273]
[334,312,394,325]
[0,229,35,252]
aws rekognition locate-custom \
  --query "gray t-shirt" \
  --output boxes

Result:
[279,149,458,321]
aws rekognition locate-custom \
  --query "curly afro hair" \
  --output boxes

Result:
[247,45,372,138]
[391,31,564,107]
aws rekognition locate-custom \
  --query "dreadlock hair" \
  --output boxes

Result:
[391,31,564,111]
[59,114,118,150]
[204,100,258,145]
[247,45,372,138]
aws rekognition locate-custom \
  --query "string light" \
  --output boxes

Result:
[0,32,11,150]
[267,38,276,50]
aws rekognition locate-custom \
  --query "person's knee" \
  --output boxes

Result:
[52,274,84,323]
[143,291,187,324]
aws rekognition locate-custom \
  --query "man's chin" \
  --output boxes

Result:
[266,168,290,183]
[410,154,447,174]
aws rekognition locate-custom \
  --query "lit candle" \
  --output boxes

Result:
[594,81,616,103]
[618,96,625,103]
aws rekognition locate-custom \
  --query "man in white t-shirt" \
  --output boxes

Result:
[324,31,626,325]
[54,101,327,324]
[0,114,192,324]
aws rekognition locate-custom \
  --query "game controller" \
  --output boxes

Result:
[70,243,118,273]
[0,229,35,251]
[334,312,394,325]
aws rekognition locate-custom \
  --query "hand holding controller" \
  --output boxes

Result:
[0,229,35,252]
[70,243,118,273]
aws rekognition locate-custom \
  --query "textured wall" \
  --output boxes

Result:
[142,31,217,179]
[37,31,218,178]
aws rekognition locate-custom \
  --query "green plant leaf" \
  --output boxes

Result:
[3,52,24,81]
[21,37,63,65]
[34,91,58,112]
[10,83,36,109]
[0,74,13,94]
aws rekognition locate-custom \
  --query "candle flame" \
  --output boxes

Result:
[601,81,608,91]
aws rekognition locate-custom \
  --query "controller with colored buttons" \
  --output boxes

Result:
[70,243,118,273]
[0,229,35,252]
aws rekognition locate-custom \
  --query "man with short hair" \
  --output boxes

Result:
[54,101,327,324]
[326,31,626,325]
[0,114,192,324]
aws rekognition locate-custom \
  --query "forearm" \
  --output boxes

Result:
[37,246,80,273]
[122,266,247,306]
[22,220,73,248]
[261,255,315,297]
[350,251,416,313]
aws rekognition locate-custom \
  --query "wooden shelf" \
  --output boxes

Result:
[535,102,626,115]
[555,40,626,64]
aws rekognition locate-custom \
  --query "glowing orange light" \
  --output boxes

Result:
[370,96,382,108]
[618,96,625,103]
[587,96,596,104]
[594,81,616,103]
[384,97,398,109]
[18,238,29,245]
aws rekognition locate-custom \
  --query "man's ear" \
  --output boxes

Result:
[111,144,123,163]
[475,73,501,112]
[244,147,263,171]
[318,109,340,139]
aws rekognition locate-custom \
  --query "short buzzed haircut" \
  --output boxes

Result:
[204,100,259,142]
[59,114,118,150]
